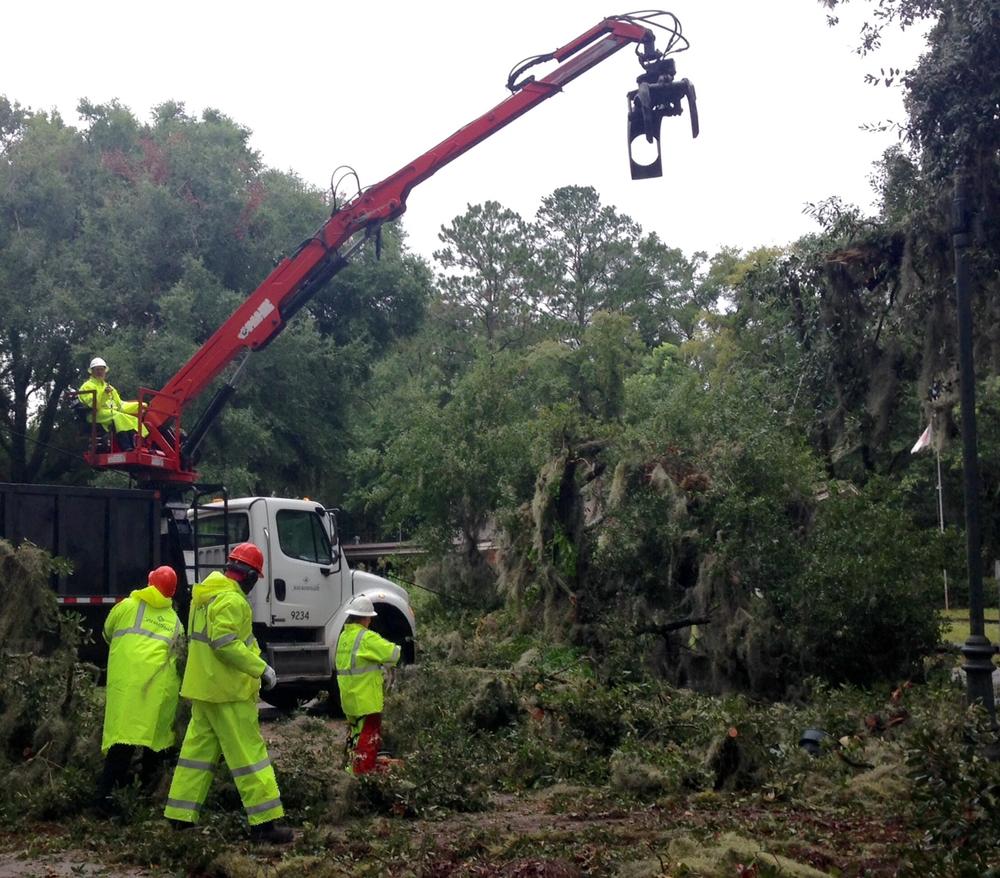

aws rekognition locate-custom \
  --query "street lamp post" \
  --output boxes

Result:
[952,168,997,722]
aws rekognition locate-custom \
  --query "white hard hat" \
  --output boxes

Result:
[88,357,108,371]
[346,595,378,617]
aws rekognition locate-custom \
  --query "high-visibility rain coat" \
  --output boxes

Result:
[77,376,147,436]
[101,585,182,754]
[165,571,283,826]
[335,622,401,719]
[180,571,266,703]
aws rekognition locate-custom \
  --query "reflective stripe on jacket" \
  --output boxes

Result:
[181,571,266,704]
[101,585,183,753]
[335,622,401,717]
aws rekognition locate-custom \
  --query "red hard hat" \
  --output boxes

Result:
[148,565,178,598]
[228,542,264,576]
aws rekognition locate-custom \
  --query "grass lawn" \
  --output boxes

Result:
[941,607,1000,644]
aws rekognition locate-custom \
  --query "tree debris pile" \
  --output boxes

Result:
[495,413,946,697]
[0,601,995,874]
[376,630,1000,875]
[0,539,101,818]
[263,714,361,824]
[383,624,914,805]
[204,646,1000,874]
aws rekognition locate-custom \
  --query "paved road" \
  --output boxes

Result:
[0,854,148,877]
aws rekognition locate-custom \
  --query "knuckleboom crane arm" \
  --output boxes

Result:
[91,12,696,486]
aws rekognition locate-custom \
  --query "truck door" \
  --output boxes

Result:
[267,505,343,628]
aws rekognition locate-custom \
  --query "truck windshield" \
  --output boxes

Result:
[276,510,333,564]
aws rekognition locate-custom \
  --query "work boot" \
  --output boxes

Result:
[249,821,294,844]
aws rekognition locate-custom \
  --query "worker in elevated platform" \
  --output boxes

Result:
[76,357,146,450]
[336,595,401,775]
[164,543,292,844]
[97,565,183,813]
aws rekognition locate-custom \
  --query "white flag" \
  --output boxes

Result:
[910,423,932,454]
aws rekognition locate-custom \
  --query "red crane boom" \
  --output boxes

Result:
[85,11,697,487]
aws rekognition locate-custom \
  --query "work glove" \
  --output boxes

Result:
[261,665,277,691]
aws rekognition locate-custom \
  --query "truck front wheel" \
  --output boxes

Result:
[260,688,301,712]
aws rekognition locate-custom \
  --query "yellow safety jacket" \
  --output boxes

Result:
[77,376,146,435]
[181,571,266,704]
[102,585,183,753]
[335,622,401,718]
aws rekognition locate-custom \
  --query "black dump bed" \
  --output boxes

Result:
[0,482,160,602]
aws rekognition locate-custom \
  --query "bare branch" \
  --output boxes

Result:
[635,616,711,637]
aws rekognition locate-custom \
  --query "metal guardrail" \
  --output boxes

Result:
[341,541,426,563]
[341,540,497,564]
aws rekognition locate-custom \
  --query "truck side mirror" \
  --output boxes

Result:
[324,507,341,545]
[320,506,342,573]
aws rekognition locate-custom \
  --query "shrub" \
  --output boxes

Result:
[776,487,945,685]
[0,539,103,821]
[905,703,1000,876]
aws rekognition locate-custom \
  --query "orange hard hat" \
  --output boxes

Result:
[228,542,264,576]
[148,565,178,598]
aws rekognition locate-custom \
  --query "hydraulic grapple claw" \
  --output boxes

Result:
[627,56,698,180]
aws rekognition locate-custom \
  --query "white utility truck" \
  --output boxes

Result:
[188,496,415,710]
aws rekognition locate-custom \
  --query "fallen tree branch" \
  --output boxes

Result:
[635,616,710,637]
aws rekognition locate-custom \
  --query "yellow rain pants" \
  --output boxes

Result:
[163,699,283,826]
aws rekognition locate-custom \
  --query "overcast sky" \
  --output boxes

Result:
[5,1,928,263]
